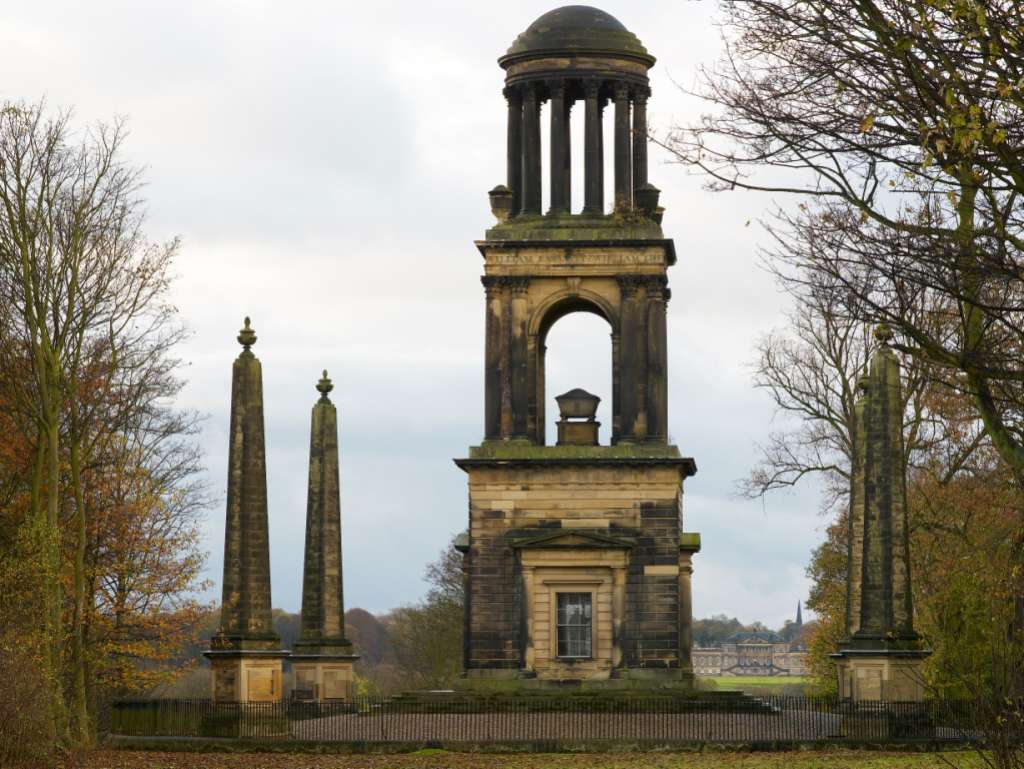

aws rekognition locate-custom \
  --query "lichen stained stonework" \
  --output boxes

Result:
[456,5,701,690]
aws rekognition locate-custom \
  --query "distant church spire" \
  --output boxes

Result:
[796,601,803,626]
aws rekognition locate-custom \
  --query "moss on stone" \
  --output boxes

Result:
[484,212,664,242]
[679,532,702,551]
[467,443,682,460]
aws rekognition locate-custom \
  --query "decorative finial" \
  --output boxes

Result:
[237,317,257,350]
[873,323,893,346]
[317,369,334,401]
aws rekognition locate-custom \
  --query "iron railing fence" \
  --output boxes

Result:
[109,696,984,744]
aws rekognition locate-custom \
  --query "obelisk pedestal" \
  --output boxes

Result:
[832,325,930,706]
[290,371,359,701]
[204,318,287,704]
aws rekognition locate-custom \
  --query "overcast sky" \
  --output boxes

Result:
[2,0,827,629]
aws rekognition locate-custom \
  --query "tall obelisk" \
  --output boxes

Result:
[833,324,929,702]
[291,370,359,701]
[205,318,286,702]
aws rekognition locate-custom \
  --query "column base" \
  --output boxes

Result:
[203,649,288,703]
[455,667,695,692]
[290,652,360,702]
[831,647,931,702]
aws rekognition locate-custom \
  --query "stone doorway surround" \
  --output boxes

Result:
[515,530,631,680]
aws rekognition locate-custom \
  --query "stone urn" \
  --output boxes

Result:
[555,388,601,446]
[489,185,515,223]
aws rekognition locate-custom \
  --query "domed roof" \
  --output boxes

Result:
[501,6,654,66]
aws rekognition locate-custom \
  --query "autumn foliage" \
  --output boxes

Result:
[0,100,208,765]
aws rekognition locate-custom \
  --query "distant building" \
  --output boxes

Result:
[693,603,809,677]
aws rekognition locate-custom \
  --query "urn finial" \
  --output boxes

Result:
[237,317,257,350]
[873,323,893,345]
[317,369,334,401]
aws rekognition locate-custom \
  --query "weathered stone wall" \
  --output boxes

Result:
[480,243,672,446]
[462,457,689,677]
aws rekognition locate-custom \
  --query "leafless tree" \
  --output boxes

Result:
[661,0,1024,626]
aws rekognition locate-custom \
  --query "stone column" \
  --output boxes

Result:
[563,98,573,213]
[505,87,523,217]
[583,80,603,214]
[292,371,359,702]
[678,534,701,679]
[614,83,632,210]
[644,276,668,443]
[522,566,536,670]
[548,81,568,214]
[522,86,542,215]
[632,91,648,192]
[206,318,285,703]
[535,340,547,444]
[612,565,627,669]
[509,277,531,439]
[616,276,642,442]
[482,277,504,441]
[611,332,621,443]
[500,281,514,438]
[833,324,929,703]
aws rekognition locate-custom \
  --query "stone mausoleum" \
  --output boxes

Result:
[201,4,928,708]
[455,6,701,689]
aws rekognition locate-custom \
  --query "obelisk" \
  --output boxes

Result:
[833,324,929,702]
[205,318,286,702]
[290,370,359,701]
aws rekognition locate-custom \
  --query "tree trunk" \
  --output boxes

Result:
[952,179,1024,636]
[68,399,90,746]
[43,363,67,743]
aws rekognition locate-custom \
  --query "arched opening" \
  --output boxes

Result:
[541,310,613,446]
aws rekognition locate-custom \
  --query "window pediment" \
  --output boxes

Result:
[511,529,634,549]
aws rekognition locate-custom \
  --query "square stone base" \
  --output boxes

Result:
[205,651,286,703]
[454,667,695,692]
[291,657,357,701]
[834,652,927,702]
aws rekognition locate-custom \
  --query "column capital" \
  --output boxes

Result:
[584,79,602,99]
[614,81,630,101]
[481,275,503,298]
[508,276,531,296]
[641,275,669,299]
[546,79,567,99]
[503,85,522,103]
[616,275,644,297]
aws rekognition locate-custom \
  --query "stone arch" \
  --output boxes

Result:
[528,291,619,445]
[529,289,619,339]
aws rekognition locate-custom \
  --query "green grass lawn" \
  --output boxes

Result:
[79,749,985,769]
[702,675,811,691]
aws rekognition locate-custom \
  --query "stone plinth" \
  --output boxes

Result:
[290,655,359,702]
[835,651,929,702]
[207,650,287,703]
[455,443,697,690]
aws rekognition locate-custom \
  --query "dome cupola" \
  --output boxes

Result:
[489,6,659,227]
